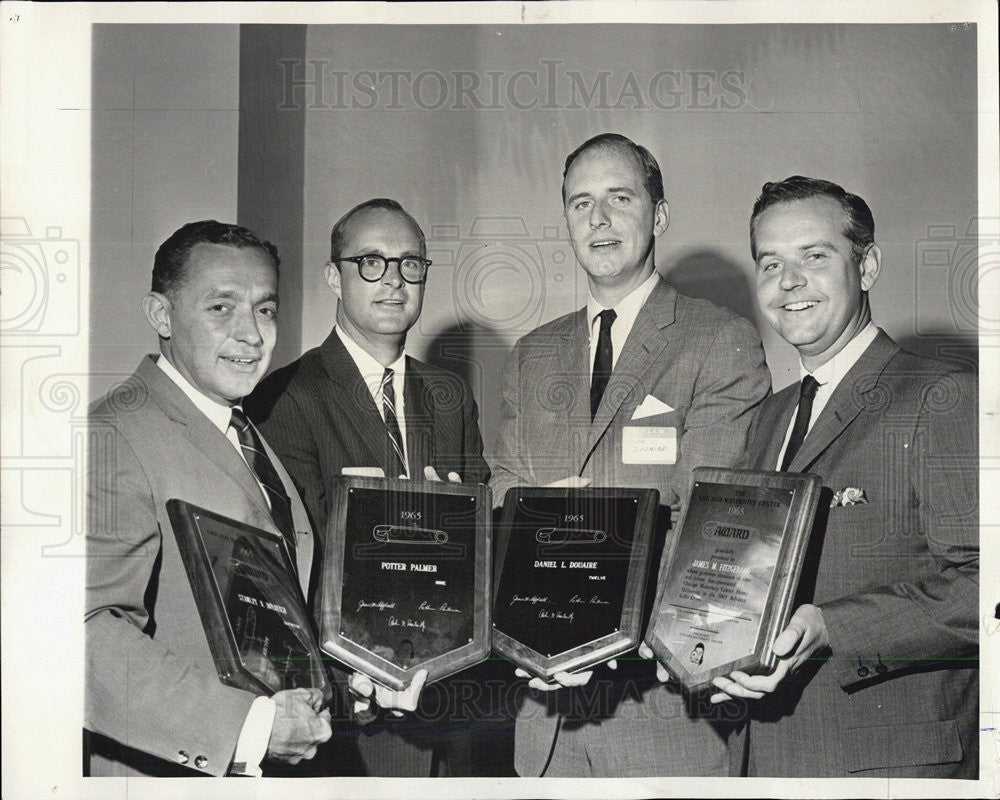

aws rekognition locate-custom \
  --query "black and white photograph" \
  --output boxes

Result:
[1,2,997,798]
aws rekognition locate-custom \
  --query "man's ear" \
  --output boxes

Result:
[859,243,881,292]
[324,261,343,300]
[653,199,669,237]
[141,291,172,339]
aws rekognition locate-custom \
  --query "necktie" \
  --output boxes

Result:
[381,368,408,477]
[590,309,617,420]
[780,375,820,471]
[230,406,297,556]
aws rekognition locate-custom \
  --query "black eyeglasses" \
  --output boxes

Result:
[337,254,432,284]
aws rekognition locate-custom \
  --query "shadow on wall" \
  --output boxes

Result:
[423,322,508,460]
[662,249,759,323]
[895,333,979,373]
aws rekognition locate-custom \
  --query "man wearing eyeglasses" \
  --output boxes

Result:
[246,198,489,776]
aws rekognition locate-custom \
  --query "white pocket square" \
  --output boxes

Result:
[631,394,675,420]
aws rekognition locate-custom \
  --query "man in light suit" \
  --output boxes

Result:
[710,176,979,777]
[246,198,490,776]
[490,133,771,776]
[85,221,333,776]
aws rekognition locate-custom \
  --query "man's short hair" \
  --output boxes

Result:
[561,133,665,205]
[749,176,875,263]
[152,220,280,296]
[329,198,426,263]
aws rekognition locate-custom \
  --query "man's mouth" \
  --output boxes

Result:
[590,239,621,249]
[221,355,259,368]
[376,298,406,306]
[781,301,819,312]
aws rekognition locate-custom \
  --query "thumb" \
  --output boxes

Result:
[772,619,805,658]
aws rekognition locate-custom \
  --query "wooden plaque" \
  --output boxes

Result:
[318,476,492,691]
[166,499,331,700]
[492,487,659,680]
[644,468,822,692]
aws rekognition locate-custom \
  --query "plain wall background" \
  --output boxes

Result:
[89,25,241,398]
[91,23,979,454]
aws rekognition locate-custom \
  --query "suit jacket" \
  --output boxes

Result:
[490,277,771,776]
[741,331,978,778]
[246,327,490,776]
[84,356,316,777]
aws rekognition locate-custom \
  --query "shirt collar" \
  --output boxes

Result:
[335,326,406,385]
[802,322,880,388]
[156,354,234,435]
[585,270,659,340]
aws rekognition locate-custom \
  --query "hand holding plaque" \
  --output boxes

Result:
[644,468,822,692]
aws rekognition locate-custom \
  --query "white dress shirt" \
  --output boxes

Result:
[335,326,410,476]
[156,354,274,776]
[774,322,880,469]
[586,270,659,377]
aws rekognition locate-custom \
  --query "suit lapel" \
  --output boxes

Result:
[319,329,400,475]
[556,309,594,470]
[585,278,677,460]
[137,356,272,521]
[751,388,797,470]
[788,331,900,473]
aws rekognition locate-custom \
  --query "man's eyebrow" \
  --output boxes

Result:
[755,240,838,260]
[257,292,279,305]
[565,190,593,206]
[800,240,837,251]
[607,186,637,195]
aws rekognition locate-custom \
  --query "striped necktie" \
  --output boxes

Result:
[381,368,408,477]
[229,406,297,556]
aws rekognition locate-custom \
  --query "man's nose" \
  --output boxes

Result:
[779,263,806,291]
[233,309,264,345]
[382,260,405,288]
[589,202,610,229]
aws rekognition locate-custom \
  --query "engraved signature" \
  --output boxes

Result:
[418,600,462,613]
[509,594,550,607]
[357,599,397,613]
[388,616,426,631]
[539,609,574,622]
[569,594,610,605]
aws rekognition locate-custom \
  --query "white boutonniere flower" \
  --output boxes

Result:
[831,487,869,508]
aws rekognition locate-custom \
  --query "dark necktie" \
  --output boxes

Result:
[381,368,407,477]
[230,406,297,556]
[780,375,820,471]
[590,309,617,420]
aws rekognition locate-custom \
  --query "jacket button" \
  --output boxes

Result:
[857,666,870,678]
[176,750,189,764]
[875,663,888,675]
[195,755,208,769]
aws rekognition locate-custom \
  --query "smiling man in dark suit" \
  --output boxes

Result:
[489,133,771,777]
[85,221,333,777]
[246,198,489,776]
[710,176,979,778]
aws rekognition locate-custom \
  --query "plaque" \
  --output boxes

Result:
[492,487,659,680]
[166,499,331,700]
[644,468,822,691]
[318,476,491,691]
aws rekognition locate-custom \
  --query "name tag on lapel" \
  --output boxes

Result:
[622,426,677,464]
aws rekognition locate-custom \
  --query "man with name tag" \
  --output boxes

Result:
[489,133,771,777]
[709,176,978,778]
[246,198,489,776]
[85,221,333,776]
